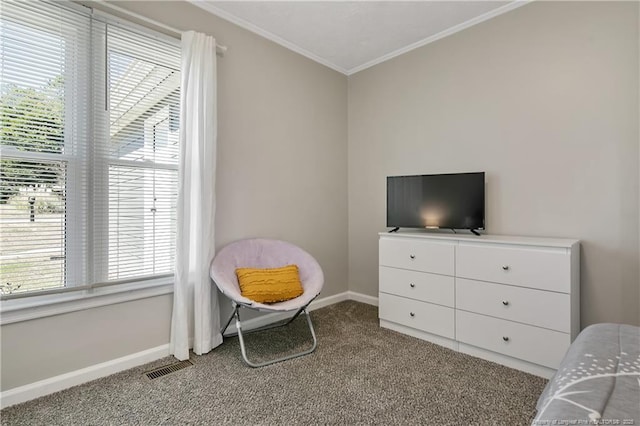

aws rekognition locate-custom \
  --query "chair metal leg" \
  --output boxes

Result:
[221,303,239,336]
[222,302,310,338]
[234,307,318,368]
[282,305,306,326]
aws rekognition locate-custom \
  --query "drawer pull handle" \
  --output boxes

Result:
[502,336,510,342]
[409,312,415,317]
[502,300,509,306]
[409,254,416,259]
[502,265,510,271]
[410,283,415,288]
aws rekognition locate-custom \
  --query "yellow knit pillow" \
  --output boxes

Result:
[236,265,304,304]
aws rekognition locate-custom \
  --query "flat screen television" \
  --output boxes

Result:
[387,172,485,233]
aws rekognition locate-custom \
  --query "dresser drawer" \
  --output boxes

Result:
[379,293,454,339]
[380,266,454,307]
[456,310,570,369]
[456,278,570,332]
[379,237,454,275]
[456,244,570,293]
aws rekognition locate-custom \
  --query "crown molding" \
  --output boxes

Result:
[348,0,533,75]
[189,0,533,76]
[189,0,349,75]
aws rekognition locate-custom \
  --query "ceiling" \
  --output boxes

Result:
[191,1,527,75]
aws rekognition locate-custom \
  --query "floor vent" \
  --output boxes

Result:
[144,359,193,380]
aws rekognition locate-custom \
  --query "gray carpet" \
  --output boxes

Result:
[1,301,546,425]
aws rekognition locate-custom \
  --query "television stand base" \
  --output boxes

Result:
[388,227,399,233]
[470,229,480,236]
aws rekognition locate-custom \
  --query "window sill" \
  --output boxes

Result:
[0,278,174,326]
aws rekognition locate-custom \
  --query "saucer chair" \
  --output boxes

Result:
[210,238,324,367]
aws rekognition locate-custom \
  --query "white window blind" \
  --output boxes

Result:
[103,23,180,282]
[0,1,180,296]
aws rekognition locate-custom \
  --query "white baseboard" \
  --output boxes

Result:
[1,344,170,409]
[1,291,378,408]
[223,291,352,335]
[311,291,350,310]
[223,291,379,335]
[347,291,379,306]
[316,291,377,308]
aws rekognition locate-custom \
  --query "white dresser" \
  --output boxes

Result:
[378,232,580,378]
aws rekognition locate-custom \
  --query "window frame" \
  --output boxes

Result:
[0,2,179,321]
[0,275,173,325]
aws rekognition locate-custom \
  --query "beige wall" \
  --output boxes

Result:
[1,295,172,391]
[348,1,640,327]
[1,0,348,392]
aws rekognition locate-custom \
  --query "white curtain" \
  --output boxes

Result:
[170,31,222,361]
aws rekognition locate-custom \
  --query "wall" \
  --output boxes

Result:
[0,296,172,391]
[1,0,348,392]
[348,1,640,327]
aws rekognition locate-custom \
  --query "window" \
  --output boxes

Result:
[0,1,180,296]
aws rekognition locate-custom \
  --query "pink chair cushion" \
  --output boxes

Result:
[210,238,324,312]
